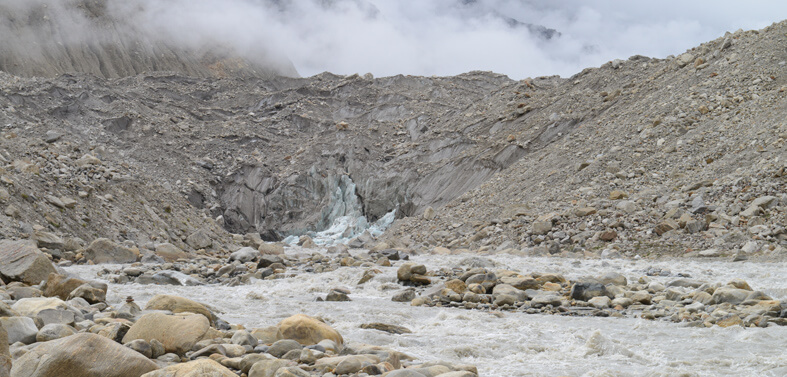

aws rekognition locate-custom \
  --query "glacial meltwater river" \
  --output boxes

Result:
[66,251,787,377]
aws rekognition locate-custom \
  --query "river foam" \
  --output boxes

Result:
[66,252,787,376]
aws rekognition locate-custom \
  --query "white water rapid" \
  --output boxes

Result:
[66,252,787,376]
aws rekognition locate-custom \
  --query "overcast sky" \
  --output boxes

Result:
[101,0,787,79]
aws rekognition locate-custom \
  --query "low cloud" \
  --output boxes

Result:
[3,0,785,79]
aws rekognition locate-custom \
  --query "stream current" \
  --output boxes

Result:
[66,251,787,376]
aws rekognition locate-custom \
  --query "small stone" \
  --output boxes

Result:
[717,314,743,328]
[392,288,416,302]
[44,130,63,143]
[599,230,617,242]
[360,323,412,335]
[423,207,436,220]
[325,290,351,302]
[570,282,609,301]
[574,207,597,217]
[609,190,628,200]
[588,296,611,309]
[531,221,552,235]
[654,220,678,236]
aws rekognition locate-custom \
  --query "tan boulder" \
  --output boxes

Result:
[10,333,158,377]
[154,243,188,262]
[144,294,214,324]
[0,240,57,285]
[248,359,295,377]
[142,359,235,377]
[122,312,210,355]
[251,326,282,345]
[11,297,67,317]
[42,273,86,300]
[277,314,343,346]
[0,322,10,377]
[84,238,139,264]
[67,284,106,304]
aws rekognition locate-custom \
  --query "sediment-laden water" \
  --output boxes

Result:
[66,252,787,376]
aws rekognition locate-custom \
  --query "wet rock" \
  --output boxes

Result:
[711,287,751,305]
[147,271,204,286]
[717,314,743,328]
[84,238,138,264]
[11,333,158,377]
[570,282,610,301]
[465,272,497,292]
[358,268,382,284]
[0,240,57,285]
[325,290,351,302]
[392,288,417,302]
[360,323,413,334]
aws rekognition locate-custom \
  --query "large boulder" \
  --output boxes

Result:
[10,333,158,377]
[11,297,67,317]
[0,317,39,345]
[277,314,343,346]
[185,229,213,250]
[0,240,57,285]
[67,284,106,304]
[42,274,86,301]
[153,243,188,263]
[711,287,751,305]
[84,238,138,264]
[144,295,214,324]
[141,359,235,377]
[570,281,611,301]
[229,247,259,263]
[1,323,11,377]
[122,313,210,355]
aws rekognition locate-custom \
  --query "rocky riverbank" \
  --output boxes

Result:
[0,240,477,377]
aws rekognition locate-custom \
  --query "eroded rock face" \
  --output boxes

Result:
[10,333,158,377]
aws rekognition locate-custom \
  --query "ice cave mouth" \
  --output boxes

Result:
[218,166,401,245]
